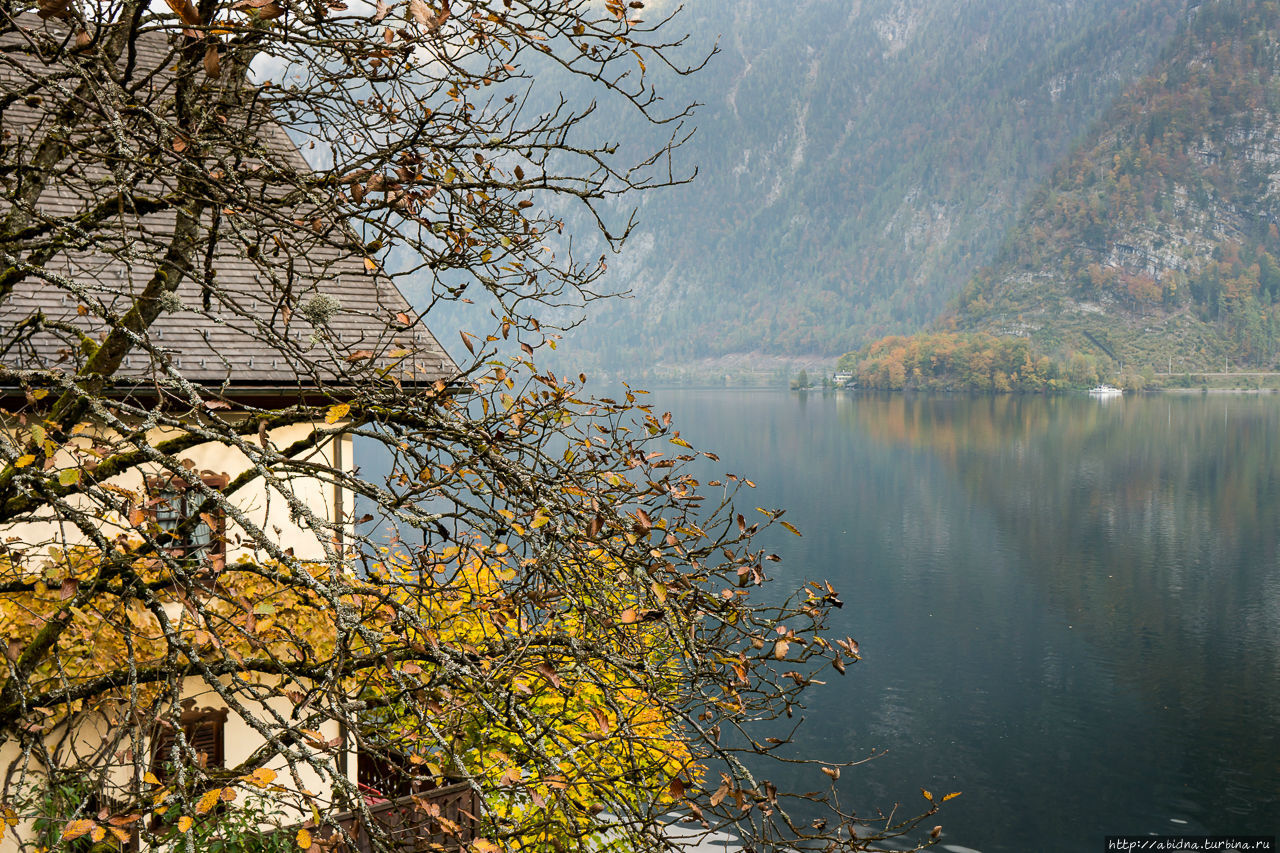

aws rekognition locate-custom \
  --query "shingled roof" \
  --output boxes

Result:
[0,18,455,396]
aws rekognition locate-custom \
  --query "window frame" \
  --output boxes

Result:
[143,471,230,570]
[150,702,230,780]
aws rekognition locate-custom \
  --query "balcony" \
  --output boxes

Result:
[319,783,480,853]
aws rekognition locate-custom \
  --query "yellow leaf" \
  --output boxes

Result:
[90,826,106,843]
[921,788,934,802]
[143,772,161,786]
[58,469,81,487]
[178,816,193,834]
[195,788,221,815]
[619,609,637,625]
[470,840,500,853]
[325,403,351,424]
[13,454,34,468]
[943,791,962,802]
[247,767,277,788]
[530,513,550,529]
[780,520,802,537]
[651,582,668,604]
[61,820,95,841]
[363,257,377,271]
[296,828,312,850]
[3,806,18,828]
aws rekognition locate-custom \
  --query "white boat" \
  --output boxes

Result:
[1088,384,1123,396]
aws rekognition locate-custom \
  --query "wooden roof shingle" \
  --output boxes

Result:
[0,17,456,395]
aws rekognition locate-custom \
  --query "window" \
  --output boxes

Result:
[145,472,229,568]
[151,702,229,779]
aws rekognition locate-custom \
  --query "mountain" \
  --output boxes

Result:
[952,0,1280,372]
[547,0,1189,376]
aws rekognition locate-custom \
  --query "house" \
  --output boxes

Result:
[0,15,467,853]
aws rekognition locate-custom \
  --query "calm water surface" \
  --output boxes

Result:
[650,389,1280,853]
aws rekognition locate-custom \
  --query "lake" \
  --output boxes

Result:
[650,388,1280,853]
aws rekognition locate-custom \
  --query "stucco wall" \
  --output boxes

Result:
[0,420,357,852]
[0,677,355,853]
[1,420,353,564]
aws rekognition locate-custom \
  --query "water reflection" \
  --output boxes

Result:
[654,390,1280,853]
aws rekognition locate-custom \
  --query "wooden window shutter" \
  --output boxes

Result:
[152,704,228,779]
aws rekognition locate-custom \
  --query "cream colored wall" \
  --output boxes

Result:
[1,421,354,564]
[0,421,357,853]
[160,422,354,564]
[0,677,357,853]
[177,676,354,812]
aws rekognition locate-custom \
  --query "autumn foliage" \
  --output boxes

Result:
[840,332,1069,392]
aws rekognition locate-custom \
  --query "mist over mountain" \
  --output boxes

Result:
[545,0,1188,377]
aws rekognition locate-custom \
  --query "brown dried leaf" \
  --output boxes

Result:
[203,46,221,78]
[407,0,431,25]
[164,0,202,26]
[535,661,560,688]
[37,0,71,20]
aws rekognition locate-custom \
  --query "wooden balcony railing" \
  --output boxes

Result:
[317,783,480,853]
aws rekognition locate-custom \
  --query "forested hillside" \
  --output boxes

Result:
[953,0,1280,372]
[549,0,1188,375]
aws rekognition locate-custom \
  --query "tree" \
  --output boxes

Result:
[0,3,944,852]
